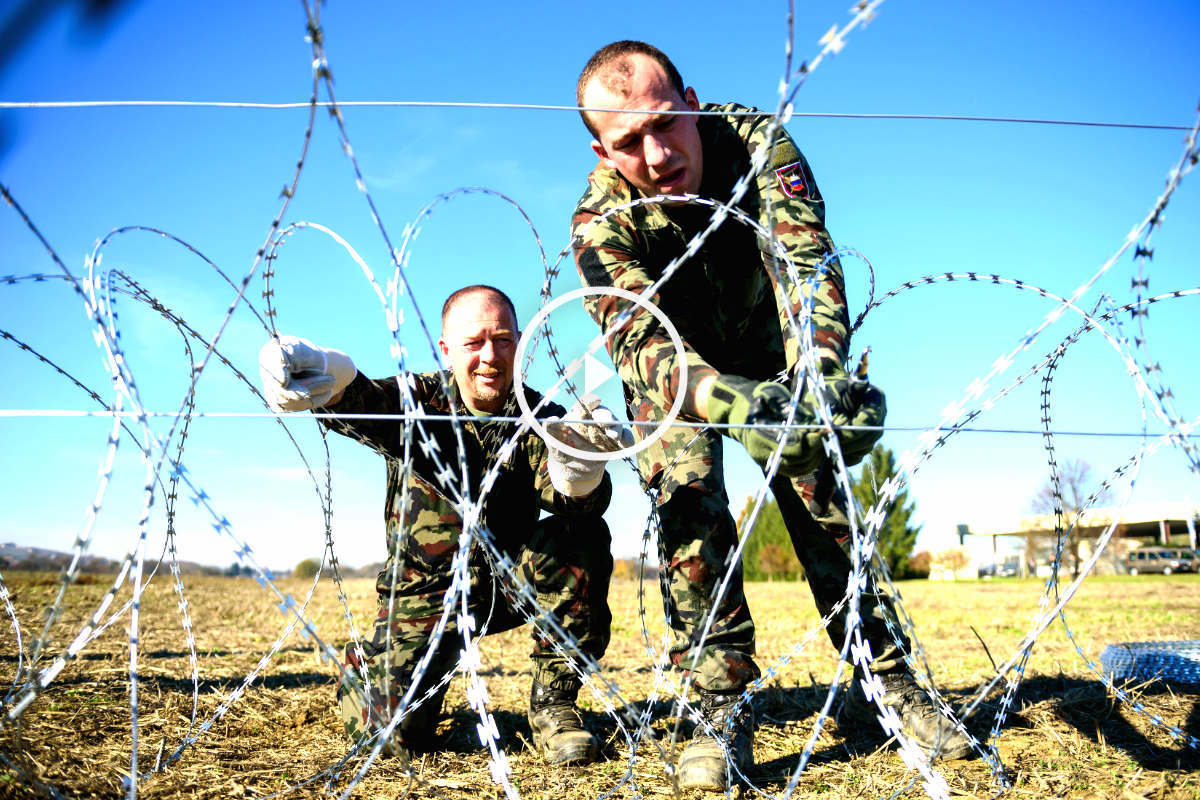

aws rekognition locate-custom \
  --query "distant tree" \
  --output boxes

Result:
[735,445,923,581]
[907,550,933,579]
[612,558,638,581]
[294,558,322,579]
[936,547,970,576]
[757,543,798,581]
[736,496,803,582]
[611,557,657,581]
[1030,459,1110,580]
[20,555,62,572]
[851,445,922,578]
[225,562,243,577]
[354,561,385,579]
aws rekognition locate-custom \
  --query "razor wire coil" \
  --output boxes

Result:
[1,1,1198,799]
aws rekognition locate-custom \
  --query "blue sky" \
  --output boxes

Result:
[1,0,1197,571]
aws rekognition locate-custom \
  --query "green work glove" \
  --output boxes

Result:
[706,374,823,476]
[801,356,886,467]
[837,379,886,465]
[815,357,850,408]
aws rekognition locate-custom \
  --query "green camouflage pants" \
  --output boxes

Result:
[645,423,908,692]
[337,514,613,749]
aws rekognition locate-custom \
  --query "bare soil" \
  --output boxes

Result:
[1,573,1197,799]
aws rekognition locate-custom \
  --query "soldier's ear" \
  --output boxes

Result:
[437,337,450,362]
[590,139,617,170]
[684,87,700,111]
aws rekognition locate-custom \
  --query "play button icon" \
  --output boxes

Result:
[583,352,616,395]
[514,286,687,462]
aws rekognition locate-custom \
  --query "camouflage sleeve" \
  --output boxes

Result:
[571,208,718,420]
[319,371,418,458]
[738,113,850,368]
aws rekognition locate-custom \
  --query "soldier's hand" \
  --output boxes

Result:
[814,357,851,410]
[544,393,634,453]
[705,373,823,476]
[797,357,885,467]
[836,379,886,465]
[258,335,357,412]
[543,394,630,497]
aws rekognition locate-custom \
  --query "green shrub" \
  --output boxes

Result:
[293,557,322,579]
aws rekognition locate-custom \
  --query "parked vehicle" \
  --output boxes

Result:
[977,558,1021,578]
[1161,548,1200,571]
[1126,547,1195,575]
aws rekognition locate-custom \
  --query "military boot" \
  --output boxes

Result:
[843,669,973,760]
[677,688,754,792]
[358,669,449,759]
[527,678,601,765]
[339,638,456,760]
[394,683,447,753]
[341,680,445,759]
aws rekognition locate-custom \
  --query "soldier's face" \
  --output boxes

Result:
[438,294,519,414]
[584,54,703,198]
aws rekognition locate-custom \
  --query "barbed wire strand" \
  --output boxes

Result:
[1,1,1198,798]
[0,99,1191,133]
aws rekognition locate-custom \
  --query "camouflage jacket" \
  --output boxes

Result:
[570,102,849,425]
[322,371,611,593]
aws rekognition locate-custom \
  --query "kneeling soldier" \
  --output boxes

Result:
[259,284,626,765]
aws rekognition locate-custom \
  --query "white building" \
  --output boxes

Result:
[957,501,1198,578]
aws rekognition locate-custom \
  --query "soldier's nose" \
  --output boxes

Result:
[644,135,670,166]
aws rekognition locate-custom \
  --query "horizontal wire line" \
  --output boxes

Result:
[0,408,1192,438]
[0,100,1189,131]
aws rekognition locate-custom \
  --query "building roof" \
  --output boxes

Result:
[966,501,1199,538]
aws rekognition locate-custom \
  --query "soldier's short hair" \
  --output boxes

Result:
[576,41,686,138]
[441,285,518,330]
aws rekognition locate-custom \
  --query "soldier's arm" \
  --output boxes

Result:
[571,209,722,421]
[741,114,850,370]
[319,372,423,458]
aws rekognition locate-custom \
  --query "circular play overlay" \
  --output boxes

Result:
[514,286,687,462]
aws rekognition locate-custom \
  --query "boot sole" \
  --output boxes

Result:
[678,766,730,792]
[532,731,601,766]
[841,697,974,760]
[677,746,751,791]
[542,744,600,766]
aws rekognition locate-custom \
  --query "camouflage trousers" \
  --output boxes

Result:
[337,514,613,749]
[644,423,908,692]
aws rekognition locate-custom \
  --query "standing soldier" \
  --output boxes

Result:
[259,285,625,766]
[570,41,970,790]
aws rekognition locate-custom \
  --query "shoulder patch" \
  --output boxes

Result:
[774,160,819,201]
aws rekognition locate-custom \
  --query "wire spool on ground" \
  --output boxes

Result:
[1100,640,1200,686]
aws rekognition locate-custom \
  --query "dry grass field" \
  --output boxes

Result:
[1,572,1197,799]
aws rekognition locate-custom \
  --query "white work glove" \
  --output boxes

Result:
[258,335,357,412]
[544,394,633,497]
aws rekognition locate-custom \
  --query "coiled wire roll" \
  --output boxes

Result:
[1100,640,1200,685]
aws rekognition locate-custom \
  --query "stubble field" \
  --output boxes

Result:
[1,572,1197,799]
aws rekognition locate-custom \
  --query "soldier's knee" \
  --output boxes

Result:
[657,485,737,561]
[670,551,716,585]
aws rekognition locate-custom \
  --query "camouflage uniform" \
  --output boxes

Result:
[571,102,906,691]
[324,371,613,746]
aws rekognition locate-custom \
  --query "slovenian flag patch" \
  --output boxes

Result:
[775,161,813,199]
